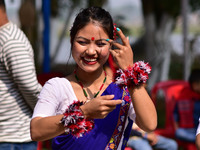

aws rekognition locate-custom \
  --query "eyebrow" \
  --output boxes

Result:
[76,36,107,41]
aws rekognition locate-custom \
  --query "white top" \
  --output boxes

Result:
[32,77,78,118]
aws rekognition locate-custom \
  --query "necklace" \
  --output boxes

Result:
[74,70,107,100]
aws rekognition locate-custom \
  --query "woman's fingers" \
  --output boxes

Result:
[107,39,124,50]
[99,95,122,106]
[116,28,129,46]
[106,28,131,51]
[82,95,122,119]
[103,99,122,106]
[106,27,134,70]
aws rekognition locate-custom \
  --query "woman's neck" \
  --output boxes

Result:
[75,68,105,87]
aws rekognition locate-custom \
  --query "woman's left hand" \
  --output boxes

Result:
[107,28,134,70]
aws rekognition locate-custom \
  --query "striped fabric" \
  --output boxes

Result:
[0,22,42,142]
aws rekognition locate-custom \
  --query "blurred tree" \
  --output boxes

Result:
[19,0,39,69]
[134,0,200,89]
[190,0,200,11]
[87,0,107,7]
[51,0,82,66]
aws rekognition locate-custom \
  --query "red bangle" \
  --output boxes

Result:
[114,61,151,87]
[60,100,94,138]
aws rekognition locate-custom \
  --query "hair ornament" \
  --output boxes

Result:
[113,23,118,40]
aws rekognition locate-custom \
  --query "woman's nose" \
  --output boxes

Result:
[86,44,97,55]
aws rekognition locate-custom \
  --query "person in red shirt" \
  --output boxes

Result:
[173,69,200,142]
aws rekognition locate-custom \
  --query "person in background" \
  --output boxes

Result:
[127,123,178,150]
[173,69,200,142]
[0,0,42,149]
[30,6,157,150]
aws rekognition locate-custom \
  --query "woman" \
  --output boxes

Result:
[30,6,157,150]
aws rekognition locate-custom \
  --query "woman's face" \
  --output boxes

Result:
[72,22,110,73]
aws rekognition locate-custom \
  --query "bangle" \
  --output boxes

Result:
[60,100,94,138]
[114,61,151,87]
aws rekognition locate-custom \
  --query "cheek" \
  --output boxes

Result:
[71,45,80,60]
[99,47,110,61]
[100,46,110,56]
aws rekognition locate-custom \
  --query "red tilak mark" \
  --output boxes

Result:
[91,37,95,41]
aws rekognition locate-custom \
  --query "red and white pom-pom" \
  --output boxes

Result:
[114,61,151,87]
[60,101,94,138]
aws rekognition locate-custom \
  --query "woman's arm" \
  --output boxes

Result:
[30,115,65,141]
[108,28,157,132]
[31,95,122,141]
[129,85,157,132]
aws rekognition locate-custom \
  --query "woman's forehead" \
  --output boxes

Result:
[76,23,108,38]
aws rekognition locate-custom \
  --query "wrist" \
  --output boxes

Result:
[121,63,134,71]
[80,105,88,119]
[60,100,94,138]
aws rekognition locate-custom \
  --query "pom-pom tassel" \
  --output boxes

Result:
[60,101,94,138]
[114,61,151,87]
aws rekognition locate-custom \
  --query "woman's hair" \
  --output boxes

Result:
[70,6,114,46]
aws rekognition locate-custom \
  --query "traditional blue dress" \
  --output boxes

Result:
[32,78,135,150]
[52,83,134,150]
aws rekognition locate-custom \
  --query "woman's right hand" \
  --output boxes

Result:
[107,28,134,70]
[80,95,122,119]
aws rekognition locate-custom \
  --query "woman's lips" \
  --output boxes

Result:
[82,57,98,65]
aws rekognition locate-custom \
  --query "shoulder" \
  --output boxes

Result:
[45,77,71,87]
[43,77,74,95]
[1,22,31,46]
[39,77,74,101]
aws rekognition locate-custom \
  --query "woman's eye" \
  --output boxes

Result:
[96,42,106,47]
[77,41,88,45]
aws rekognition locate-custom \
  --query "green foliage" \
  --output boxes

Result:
[51,0,59,17]
[113,15,130,36]
[129,26,144,37]
[169,56,200,80]
[156,0,181,17]
[51,0,82,17]
[191,58,200,70]
[190,0,200,11]
[169,57,183,80]
[142,0,200,26]
[141,0,181,29]
[87,0,107,7]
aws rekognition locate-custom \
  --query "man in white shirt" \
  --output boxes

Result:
[0,0,42,149]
